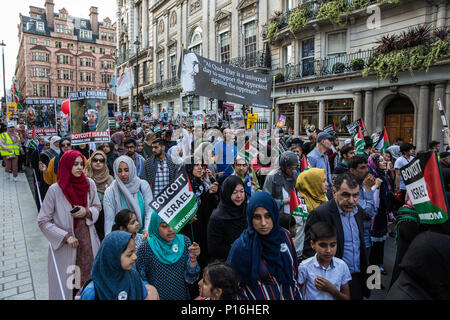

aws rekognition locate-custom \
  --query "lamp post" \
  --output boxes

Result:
[1,40,6,116]
[187,93,194,115]
[134,37,140,115]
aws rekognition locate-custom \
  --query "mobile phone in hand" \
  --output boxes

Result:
[70,207,80,214]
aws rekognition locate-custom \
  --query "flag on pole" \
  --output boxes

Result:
[289,189,308,221]
[13,81,22,110]
[359,119,368,137]
[375,127,390,153]
[355,126,366,155]
[300,154,310,172]
[323,124,336,136]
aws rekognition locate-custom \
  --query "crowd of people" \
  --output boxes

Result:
[1,113,450,301]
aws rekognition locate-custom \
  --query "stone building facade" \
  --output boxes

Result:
[15,0,117,109]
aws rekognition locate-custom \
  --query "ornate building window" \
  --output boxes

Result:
[189,27,202,56]
[170,12,177,28]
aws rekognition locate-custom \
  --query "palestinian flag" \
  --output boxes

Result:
[400,151,448,224]
[375,127,390,153]
[150,171,199,233]
[300,154,310,172]
[13,82,22,110]
[359,119,368,136]
[323,124,336,136]
[26,138,38,150]
[290,189,308,221]
[355,126,366,155]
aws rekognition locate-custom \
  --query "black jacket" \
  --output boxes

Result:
[334,161,349,174]
[302,199,370,298]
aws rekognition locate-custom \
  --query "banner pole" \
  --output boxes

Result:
[272,76,275,128]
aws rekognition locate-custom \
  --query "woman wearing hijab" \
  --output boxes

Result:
[75,144,93,160]
[79,231,159,300]
[85,150,113,241]
[41,137,74,186]
[207,175,247,262]
[296,168,328,213]
[178,156,219,269]
[100,141,119,176]
[367,153,393,274]
[103,156,153,237]
[226,192,301,300]
[37,150,101,300]
[136,212,201,300]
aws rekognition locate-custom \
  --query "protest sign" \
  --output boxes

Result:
[207,110,218,127]
[69,90,110,145]
[400,151,449,224]
[247,113,258,129]
[346,119,361,138]
[179,49,272,109]
[6,103,17,120]
[277,115,286,129]
[25,98,57,137]
[192,110,204,126]
[149,171,199,233]
[229,111,245,129]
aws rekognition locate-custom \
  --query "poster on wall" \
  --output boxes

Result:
[69,90,110,145]
[25,98,57,137]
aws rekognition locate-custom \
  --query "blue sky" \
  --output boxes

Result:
[0,0,117,98]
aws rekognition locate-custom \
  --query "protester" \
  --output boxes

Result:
[111,128,126,155]
[386,137,404,161]
[298,221,351,300]
[302,173,370,300]
[99,141,118,176]
[79,231,159,300]
[394,143,415,205]
[326,135,340,173]
[296,168,328,213]
[367,153,393,274]
[136,212,201,300]
[141,138,180,196]
[363,136,375,159]
[251,143,273,187]
[37,150,101,300]
[111,209,147,250]
[233,157,254,199]
[75,144,93,160]
[85,150,113,241]
[0,121,21,181]
[307,132,334,198]
[383,150,396,183]
[213,128,237,183]
[439,150,450,169]
[136,140,145,158]
[278,213,297,239]
[334,145,355,174]
[207,175,247,262]
[196,261,238,300]
[142,131,155,159]
[428,140,440,153]
[386,231,450,300]
[124,138,146,177]
[40,137,73,186]
[103,156,153,236]
[227,192,302,300]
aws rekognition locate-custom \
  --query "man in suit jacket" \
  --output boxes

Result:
[302,172,370,300]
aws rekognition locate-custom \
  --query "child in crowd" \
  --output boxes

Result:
[298,221,351,300]
[196,261,238,300]
[112,209,146,250]
[279,214,297,239]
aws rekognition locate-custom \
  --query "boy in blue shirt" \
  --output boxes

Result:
[298,221,351,300]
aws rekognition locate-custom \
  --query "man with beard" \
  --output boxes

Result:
[124,138,146,177]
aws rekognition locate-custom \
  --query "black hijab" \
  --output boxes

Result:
[184,156,208,206]
[212,175,247,221]
[103,142,118,175]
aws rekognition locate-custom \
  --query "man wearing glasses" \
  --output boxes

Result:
[39,138,73,185]
[124,138,146,177]
[233,157,255,199]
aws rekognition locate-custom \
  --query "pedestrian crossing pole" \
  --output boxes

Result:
[437,98,449,150]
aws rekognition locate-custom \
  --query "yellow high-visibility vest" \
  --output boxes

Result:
[0,132,20,157]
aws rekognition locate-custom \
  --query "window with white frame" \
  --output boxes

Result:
[243,21,257,68]
[157,60,164,82]
[219,31,230,64]
[169,55,177,79]
[283,44,292,78]
[189,27,202,56]
[29,37,37,45]
[80,29,92,39]
[36,22,45,32]
[327,31,346,57]
[301,37,315,76]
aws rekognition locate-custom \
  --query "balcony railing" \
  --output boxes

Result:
[271,48,374,83]
[229,50,271,70]
[143,77,180,96]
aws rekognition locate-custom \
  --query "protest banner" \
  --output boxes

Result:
[149,171,199,233]
[25,98,57,137]
[69,90,110,145]
[400,151,449,224]
[277,115,286,129]
[179,49,273,109]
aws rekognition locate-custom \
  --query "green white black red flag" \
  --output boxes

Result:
[400,151,449,224]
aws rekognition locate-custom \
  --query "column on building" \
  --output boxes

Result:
[432,83,445,143]
[416,84,430,151]
[353,91,362,121]
[318,100,325,130]
[142,0,148,48]
[364,90,374,134]
[437,1,447,29]
[294,102,300,136]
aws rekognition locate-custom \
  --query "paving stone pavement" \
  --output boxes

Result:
[0,167,48,300]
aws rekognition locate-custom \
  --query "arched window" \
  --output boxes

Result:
[189,27,202,56]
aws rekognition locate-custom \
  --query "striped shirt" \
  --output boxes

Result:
[237,230,302,300]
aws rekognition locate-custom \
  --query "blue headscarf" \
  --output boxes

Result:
[54,137,71,174]
[91,231,145,300]
[147,212,185,265]
[227,191,293,286]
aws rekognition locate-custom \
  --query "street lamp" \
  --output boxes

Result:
[134,37,140,115]
[187,93,194,115]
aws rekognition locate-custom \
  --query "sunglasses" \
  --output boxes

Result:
[61,143,71,147]
[92,158,105,163]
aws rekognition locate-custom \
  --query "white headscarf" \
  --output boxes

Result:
[50,136,61,155]
[111,156,143,226]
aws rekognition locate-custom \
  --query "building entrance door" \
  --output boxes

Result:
[384,96,414,144]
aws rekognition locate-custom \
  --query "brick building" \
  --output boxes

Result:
[15,0,117,110]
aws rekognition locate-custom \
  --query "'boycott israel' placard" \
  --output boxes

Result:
[150,171,199,233]
[400,151,448,224]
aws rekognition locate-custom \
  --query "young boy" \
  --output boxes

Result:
[298,221,351,300]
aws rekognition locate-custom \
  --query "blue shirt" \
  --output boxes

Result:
[337,205,361,274]
[358,183,377,248]
[307,148,332,188]
[298,254,352,300]
[213,140,237,177]
[79,279,148,300]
